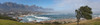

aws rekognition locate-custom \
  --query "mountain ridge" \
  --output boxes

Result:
[0,2,51,15]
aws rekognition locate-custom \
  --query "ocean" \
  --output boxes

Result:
[18,15,75,22]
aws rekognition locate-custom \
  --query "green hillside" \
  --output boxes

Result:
[63,18,100,25]
[0,19,38,25]
[0,19,60,25]
[0,18,100,25]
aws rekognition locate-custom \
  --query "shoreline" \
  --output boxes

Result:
[39,19,77,24]
[17,15,100,24]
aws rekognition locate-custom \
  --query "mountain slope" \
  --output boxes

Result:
[0,2,51,15]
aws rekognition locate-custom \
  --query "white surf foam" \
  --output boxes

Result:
[34,16,50,19]
[19,15,50,22]
[27,18,33,21]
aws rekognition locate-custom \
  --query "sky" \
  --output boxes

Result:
[0,0,100,14]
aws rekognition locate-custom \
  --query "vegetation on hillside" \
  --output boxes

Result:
[63,18,100,25]
[75,6,93,25]
[0,18,100,25]
[0,14,16,21]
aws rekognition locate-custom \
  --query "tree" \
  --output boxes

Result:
[75,6,93,25]
[75,10,80,25]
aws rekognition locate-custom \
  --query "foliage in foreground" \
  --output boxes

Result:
[0,14,16,21]
[75,6,93,25]
[0,18,100,25]
[63,18,100,25]
[76,6,93,20]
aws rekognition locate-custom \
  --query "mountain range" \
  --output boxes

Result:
[0,2,52,16]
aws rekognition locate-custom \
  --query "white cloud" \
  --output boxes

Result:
[49,0,100,14]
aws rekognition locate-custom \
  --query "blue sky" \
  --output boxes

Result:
[0,0,100,14]
[0,0,54,7]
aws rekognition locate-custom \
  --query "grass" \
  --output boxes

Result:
[0,19,61,25]
[63,18,100,25]
[0,19,37,25]
[0,18,100,25]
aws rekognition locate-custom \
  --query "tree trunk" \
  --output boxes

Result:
[77,19,79,25]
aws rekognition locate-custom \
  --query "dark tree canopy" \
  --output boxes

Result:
[79,6,92,20]
[76,6,93,20]
[75,6,93,25]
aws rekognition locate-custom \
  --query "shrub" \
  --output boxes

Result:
[52,21,60,24]
[0,14,16,21]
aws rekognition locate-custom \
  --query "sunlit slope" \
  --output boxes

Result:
[0,19,60,25]
[0,19,37,25]
[63,18,100,25]
[0,18,100,25]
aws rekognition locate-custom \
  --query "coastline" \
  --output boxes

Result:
[17,15,100,24]
[39,19,77,24]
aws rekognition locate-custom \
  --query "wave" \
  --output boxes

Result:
[34,16,50,19]
[19,15,50,22]
[19,14,75,22]
[27,18,34,21]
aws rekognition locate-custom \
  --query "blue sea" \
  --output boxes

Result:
[18,15,75,22]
